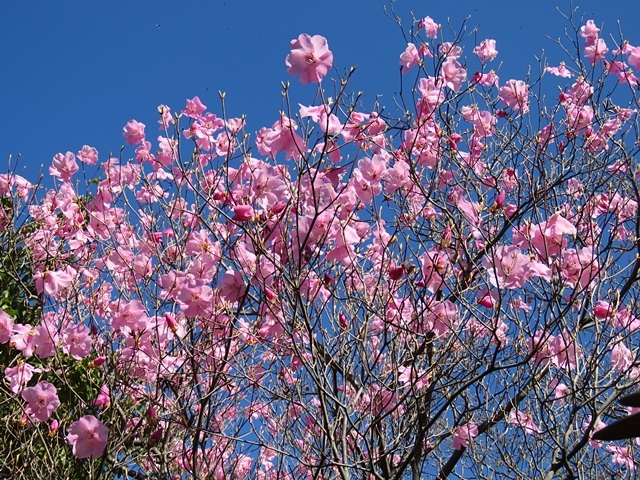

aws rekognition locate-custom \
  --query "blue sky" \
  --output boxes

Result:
[1,0,638,180]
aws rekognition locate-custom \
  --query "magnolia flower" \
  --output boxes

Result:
[67,415,109,459]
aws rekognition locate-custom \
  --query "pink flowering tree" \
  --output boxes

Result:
[3,7,640,479]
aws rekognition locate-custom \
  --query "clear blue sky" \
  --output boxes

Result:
[1,0,638,179]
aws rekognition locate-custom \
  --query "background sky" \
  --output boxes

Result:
[1,0,639,183]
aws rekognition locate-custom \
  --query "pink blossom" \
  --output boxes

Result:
[527,330,555,366]
[584,38,608,65]
[49,152,79,182]
[299,104,342,135]
[420,247,451,292]
[561,246,599,291]
[440,42,462,59]
[512,213,577,260]
[369,384,398,415]
[611,308,640,331]
[285,34,333,84]
[233,205,255,222]
[177,283,213,318]
[546,63,574,77]
[549,332,583,370]
[397,365,429,390]
[400,43,420,73]
[471,70,499,87]
[441,58,467,91]
[219,269,247,303]
[420,16,440,39]
[61,323,93,360]
[499,80,529,113]
[5,361,37,394]
[583,415,608,448]
[67,415,109,459]
[483,245,551,290]
[234,455,253,476]
[606,445,635,470]
[453,422,479,450]
[627,45,640,69]
[473,39,498,62]
[565,78,593,106]
[461,105,496,137]
[21,381,60,422]
[580,20,600,42]
[11,324,36,357]
[50,419,60,436]
[508,410,539,435]
[610,341,633,372]
[565,104,594,135]
[593,300,613,319]
[33,315,59,358]
[549,379,568,404]
[77,145,99,165]
[182,96,206,118]
[0,310,14,344]
[256,115,306,160]
[423,300,459,337]
[34,268,74,297]
[123,120,146,145]
[111,300,149,331]
[92,385,111,410]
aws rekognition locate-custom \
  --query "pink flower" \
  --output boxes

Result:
[508,410,539,435]
[473,39,498,62]
[472,70,500,87]
[285,34,333,84]
[512,213,577,260]
[593,300,613,319]
[111,300,149,331]
[584,38,608,65]
[400,43,420,73]
[61,323,93,360]
[49,152,79,183]
[233,205,255,222]
[299,104,342,135]
[11,324,36,357]
[561,246,599,291]
[546,63,574,78]
[483,245,551,290]
[583,415,607,448]
[441,58,467,91]
[627,45,640,69]
[453,422,479,449]
[607,445,635,470]
[549,379,569,404]
[67,415,109,459]
[610,341,633,372]
[549,332,583,370]
[0,310,14,344]
[34,268,74,297]
[182,96,206,118]
[420,16,440,39]
[219,269,247,303]
[122,119,146,145]
[77,145,99,165]
[420,247,451,293]
[499,80,529,113]
[4,361,37,394]
[580,20,600,42]
[92,385,110,410]
[21,381,60,422]
[397,365,429,389]
[50,420,60,436]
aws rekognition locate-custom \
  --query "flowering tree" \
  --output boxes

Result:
[2,6,640,479]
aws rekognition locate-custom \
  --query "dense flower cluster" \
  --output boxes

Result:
[1,13,640,480]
